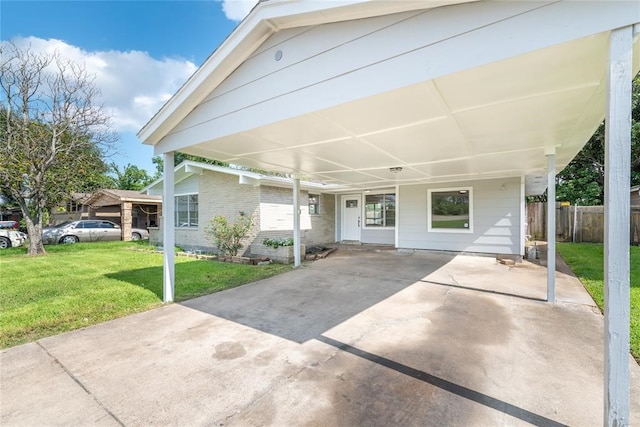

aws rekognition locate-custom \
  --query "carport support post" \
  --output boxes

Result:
[121,202,132,241]
[603,25,632,427]
[293,174,301,267]
[162,151,175,303]
[545,150,556,303]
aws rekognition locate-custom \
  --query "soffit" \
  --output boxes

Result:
[177,31,639,194]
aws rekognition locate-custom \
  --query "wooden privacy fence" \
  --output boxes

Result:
[527,203,640,244]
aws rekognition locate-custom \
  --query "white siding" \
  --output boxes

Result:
[160,1,635,150]
[361,228,394,245]
[398,178,521,254]
[175,175,199,195]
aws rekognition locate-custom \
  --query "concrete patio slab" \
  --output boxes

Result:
[1,249,639,426]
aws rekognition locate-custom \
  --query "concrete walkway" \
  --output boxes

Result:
[1,250,639,426]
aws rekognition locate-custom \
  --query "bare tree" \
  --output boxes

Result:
[0,41,115,255]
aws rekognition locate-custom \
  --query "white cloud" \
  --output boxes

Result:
[6,36,197,133]
[217,0,259,21]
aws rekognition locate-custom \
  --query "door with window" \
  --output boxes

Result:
[341,195,361,241]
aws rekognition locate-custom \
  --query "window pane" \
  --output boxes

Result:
[189,195,198,226]
[309,194,319,215]
[365,194,384,226]
[175,196,188,227]
[431,190,470,229]
[385,194,396,227]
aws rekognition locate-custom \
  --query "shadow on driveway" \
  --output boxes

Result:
[180,250,455,343]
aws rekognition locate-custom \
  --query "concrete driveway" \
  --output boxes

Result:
[2,249,639,426]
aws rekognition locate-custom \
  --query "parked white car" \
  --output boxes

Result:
[0,229,26,249]
[42,220,149,244]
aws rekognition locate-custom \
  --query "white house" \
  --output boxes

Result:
[143,161,340,261]
[138,1,639,423]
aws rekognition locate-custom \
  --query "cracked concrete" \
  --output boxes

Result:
[1,249,639,426]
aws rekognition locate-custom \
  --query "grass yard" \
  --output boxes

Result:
[557,243,640,361]
[0,241,290,348]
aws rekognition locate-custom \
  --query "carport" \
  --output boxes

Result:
[138,1,639,424]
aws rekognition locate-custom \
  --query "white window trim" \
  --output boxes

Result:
[175,192,199,229]
[363,191,396,229]
[427,187,473,234]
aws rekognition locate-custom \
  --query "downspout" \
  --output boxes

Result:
[545,149,556,303]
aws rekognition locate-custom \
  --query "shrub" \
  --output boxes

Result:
[205,215,252,257]
[263,237,294,249]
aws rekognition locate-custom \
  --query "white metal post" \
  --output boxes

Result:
[604,25,632,427]
[293,175,301,267]
[162,152,175,303]
[520,176,526,258]
[546,152,556,303]
[394,184,400,248]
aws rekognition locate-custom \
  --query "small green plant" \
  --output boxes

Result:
[205,215,253,257]
[262,237,294,249]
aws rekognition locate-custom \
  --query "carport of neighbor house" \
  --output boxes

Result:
[3,250,638,426]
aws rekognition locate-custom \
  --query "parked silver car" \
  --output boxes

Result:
[42,220,148,244]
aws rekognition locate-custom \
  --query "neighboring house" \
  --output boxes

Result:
[0,206,22,223]
[143,161,337,260]
[632,185,640,207]
[52,189,162,241]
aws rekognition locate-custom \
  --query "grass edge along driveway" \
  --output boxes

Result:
[557,243,639,362]
[0,241,290,349]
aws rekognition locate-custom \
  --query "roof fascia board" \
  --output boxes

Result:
[138,21,273,145]
[266,0,476,30]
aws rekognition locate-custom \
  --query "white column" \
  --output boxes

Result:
[162,152,175,303]
[546,152,556,303]
[293,175,301,267]
[520,176,526,258]
[604,25,632,427]
[394,184,400,248]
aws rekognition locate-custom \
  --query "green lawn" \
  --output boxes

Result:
[431,219,469,229]
[557,243,640,361]
[0,241,290,348]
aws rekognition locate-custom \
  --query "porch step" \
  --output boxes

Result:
[328,243,396,252]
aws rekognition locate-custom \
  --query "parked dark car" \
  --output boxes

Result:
[42,220,149,244]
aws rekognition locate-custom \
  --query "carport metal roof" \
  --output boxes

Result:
[138,1,639,425]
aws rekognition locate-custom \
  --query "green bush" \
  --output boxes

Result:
[204,215,252,257]
[263,237,294,248]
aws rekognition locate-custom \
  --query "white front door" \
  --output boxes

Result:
[341,195,361,241]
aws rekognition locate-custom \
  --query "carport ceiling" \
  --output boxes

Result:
[140,0,640,195]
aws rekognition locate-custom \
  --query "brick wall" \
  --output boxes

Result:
[175,170,260,254]
[250,188,335,258]
[163,169,335,259]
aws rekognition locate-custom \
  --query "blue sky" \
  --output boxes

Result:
[1,0,258,175]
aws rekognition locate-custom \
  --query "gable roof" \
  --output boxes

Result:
[83,189,162,207]
[138,0,472,146]
[139,0,640,195]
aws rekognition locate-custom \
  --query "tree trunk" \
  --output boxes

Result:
[24,214,46,256]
